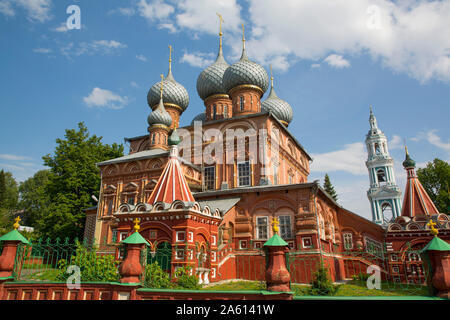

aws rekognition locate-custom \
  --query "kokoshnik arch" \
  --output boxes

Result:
[83,18,450,285]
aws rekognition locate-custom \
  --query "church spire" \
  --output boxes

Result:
[166,44,175,81]
[240,23,248,61]
[401,147,439,217]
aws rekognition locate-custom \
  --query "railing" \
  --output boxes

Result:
[12,238,120,283]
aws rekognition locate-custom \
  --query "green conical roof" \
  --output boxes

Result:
[0,230,29,244]
[263,233,288,247]
[403,148,416,168]
[121,232,150,246]
[421,236,450,252]
[168,128,181,146]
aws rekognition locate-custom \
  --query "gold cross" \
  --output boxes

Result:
[133,218,141,233]
[272,217,279,235]
[216,13,224,36]
[13,216,21,230]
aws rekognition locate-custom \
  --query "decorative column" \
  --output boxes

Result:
[0,217,29,278]
[263,218,291,292]
[421,221,450,299]
[119,218,150,284]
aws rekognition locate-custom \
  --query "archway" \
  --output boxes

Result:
[147,241,172,272]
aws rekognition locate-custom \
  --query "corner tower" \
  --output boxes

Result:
[365,107,402,225]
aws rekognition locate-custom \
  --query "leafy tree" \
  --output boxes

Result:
[0,170,19,211]
[38,122,123,240]
[417,158,450,213]
[0,207,13,236]
[323,174,338,202]
[18,170,52,228]
[308,262,338,296]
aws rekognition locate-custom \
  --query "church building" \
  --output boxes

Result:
[83,21,449,285]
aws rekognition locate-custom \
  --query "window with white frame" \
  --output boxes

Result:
[204,166,215,190]
[238,161,251,186]
[256,216,269,240]
[343,233,353,250]
[279,216,292,240]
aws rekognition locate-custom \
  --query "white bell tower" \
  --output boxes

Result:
[365,107,402,225]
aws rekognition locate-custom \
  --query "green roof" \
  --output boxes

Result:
[0,230,29,244]
[263,234,288,247]
[421,236,450,252]
[121,232,150,246]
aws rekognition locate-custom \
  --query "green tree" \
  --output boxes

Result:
[0,170,19,211]
[38,122,124,240]
[417,158,450,214]
[323,174,338,202]
[18,170,52,228]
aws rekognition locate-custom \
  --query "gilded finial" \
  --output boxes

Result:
[160,74,164,99]
[13,216,21,230]
[272,217,279,235]
[427,219,439,237]
[241,23,245,49]
[270,64,274,89]
[133,218,140,233]
[217,13,224,37]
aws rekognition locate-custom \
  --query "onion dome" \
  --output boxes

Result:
[147,46,189,111]
[261,70,293,125]
[222,25,269,94]
[402,146,416,168]
[148,79,172,128]
[168,128,181,146]
[196,21,229,100]
[190,112,206,125]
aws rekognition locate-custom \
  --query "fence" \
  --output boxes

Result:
[12,238,120,283]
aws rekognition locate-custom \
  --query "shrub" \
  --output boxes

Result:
[308,263,338,296]
[144,262,172,289]
[352,272,370,283]
[174,265,200,289]
[57,244,120,282]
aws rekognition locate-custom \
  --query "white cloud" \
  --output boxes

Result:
[310,63,321,69]
[389,134,403,150]
[83,88,129,110]
[243,0,450,83]
[108,7,136,16]
[136,54,148,62]
[324,54,350,69]
[33,47,52,54]
[158,23,177,33]
[138,0,174,21]
[0,154,31,161]
[426,130,450,152]
[60,40,127,58]
[0,0,14,17]
[180,51,214,68]
[130,81,140,88]
[310,142,367,175]
[52,22,69,32]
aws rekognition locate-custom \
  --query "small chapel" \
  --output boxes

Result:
[83,19,450,285]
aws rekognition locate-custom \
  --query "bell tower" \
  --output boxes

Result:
[365,106,402,225]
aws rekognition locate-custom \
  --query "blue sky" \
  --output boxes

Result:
[0,0,449,220]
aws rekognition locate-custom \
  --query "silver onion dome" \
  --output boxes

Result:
[196,41,229,100]
[148,98,172,128]
[222,47,269,94]
[147,51,189,111]
[190,112,206,126]
[261,81,293,125]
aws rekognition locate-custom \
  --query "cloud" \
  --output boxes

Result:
[136,54,148,62]
[389,134,403,150]
[0,0,14,17]
[137,0,175,21]
[33,47,52,54]
[310,142,367,175]
[83,88,129,110]
[324,54,350,69]
[130,81,140,88]
[158,23,177,33]
[52,22,69,32]
[426,130,450,153]
[0,154,32,161]
[310,63,321,69]
[180,51,214,68]
[1,0,52,22]
[60,40,127,58]
[245,0,450,83]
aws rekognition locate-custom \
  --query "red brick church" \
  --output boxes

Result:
[83,22,449,285]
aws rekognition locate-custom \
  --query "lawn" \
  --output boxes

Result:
[203,280,431,297]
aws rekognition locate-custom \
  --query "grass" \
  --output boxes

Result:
[203,280,430,297]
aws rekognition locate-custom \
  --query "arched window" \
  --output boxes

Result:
[212,104,217,120]
[151,133,155,145]
[377,169,386,185]
[374,143,381,155]
[223,105,228,118]
[381,202,393,223]
[240,96,244,111]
